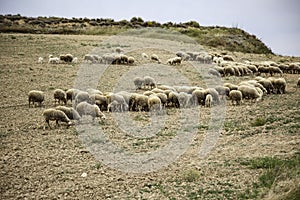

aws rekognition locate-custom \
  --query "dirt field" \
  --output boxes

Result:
[0,33,299,199]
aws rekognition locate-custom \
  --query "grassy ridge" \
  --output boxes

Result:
[0,14,273,54]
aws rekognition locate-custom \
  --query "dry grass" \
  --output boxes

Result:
[0,33,299,199]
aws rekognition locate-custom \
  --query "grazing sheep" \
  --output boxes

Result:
[28,90,45,107]
[215,86,230,100]
[43,108,72,129]
[208,68,221,77]
[148,94,162,112]
[66,88,81,103]
[257,66,269,76]
[167,57,182,65]
[115,47,123,53]
[55,106,81,120]
[128,56,135,64]
[204,88,220,105]
[155,93,168,108]
[168,91,180,108]
[53,89,67,105]
[178,92,193,108]
[223,83,239,91]
[214,66,225,76]
[257,79,274,94]
[229,90,242,105]
[48,57,59,64]
[75,91,90,105]
[106,93,128,112]
[93,95,108,111]
[247,65,258,74]
[107,100,121,112]
[130,94,149,112]
[38,57,43,64]
[205,94,213,107]
[76,102,106,121]
[133,77,144,90]
[141,53,149,59]
[143,76,156,89]
[223,55,234,61]
[269,66,283,76]
[271,78,286,94]
[72,57,78,63]
[224,66,235,76]
[238,85,262,102]
[151,54,160,63]
[176,51,190,61]
[59,54,73,63]
[192,89,206,106]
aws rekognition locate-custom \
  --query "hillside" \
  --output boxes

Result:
[0,14,273,54]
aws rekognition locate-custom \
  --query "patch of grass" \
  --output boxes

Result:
[183,169,200,182]
[238,154,300,199]
[251,117,267,127]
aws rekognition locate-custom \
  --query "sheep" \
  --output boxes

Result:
[239,80,268,94]
[48,57,59,64]
[257,66,269,76]
[204,88,220,105]
[106,93,128,112]
[55,106,81,121]
[59,54,73,63]
[28,90,45,107]
[115,47,123,53]
[38,57,43,64]
[128,56,135,64]
[151,54,160,63]
[257,79,274,94]
[93,95,108,111]
[43,108,72,129]
[83,54,94,63]
[72,57,78,63]
[148,94,162,112]
[141,53,149,59]
[75,91,90,105]
[133,77,144,90]
[237,85,262,102]
[53,89,67,105]
[247,65,258,74]
[130,94,149,112]
[178,92,193,108]
[223,55,234,61]
[143,76,156,89]
[223,83,239,91]
[214,66,225,76]
[167,91,180,108]
[224,66,235,76]
[167,57,182,65]
[229,90,243,105]
[271,78,286,94]
[107,100,121,112]
[155,93,168,108]
[176,51,190,61]
[191,89,206,106]
[76,102,106,121]
[269,66,283,76]
[66,88,81,103]
[215,86,230,100]
[205,94,213,107]
[208,68,221,77]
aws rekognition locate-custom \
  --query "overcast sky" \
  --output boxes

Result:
[0,0,299,56]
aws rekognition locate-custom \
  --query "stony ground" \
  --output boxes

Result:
[0,33,299,199]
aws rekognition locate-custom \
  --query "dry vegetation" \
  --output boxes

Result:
[0,33,299,199]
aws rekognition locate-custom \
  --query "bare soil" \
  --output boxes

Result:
[0,33,299,199]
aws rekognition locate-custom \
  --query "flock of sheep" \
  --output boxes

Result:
[32,48,300,129]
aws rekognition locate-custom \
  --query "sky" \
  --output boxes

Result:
[0,0,299,56]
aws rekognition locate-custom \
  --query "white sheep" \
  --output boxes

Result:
[76,102,106,121]
[66,88,81,103]
[75,91,90,105]
[143,76,156,89]
[142,53,149,59]
[28,90,45,107]
[43,108,72,129]
[55,106,81,121]
[106,93,128,112]
[37,57,43,64]
[148,94,162,112]
[205,94,213,107]
[151,54,160,63]
[167,57,182,65]
[129,94,149,112]
[229,90,242,105]
[133,77,144,90]
[238,85,262,102]
[178,92,193,108]
[53,89,67,105]
[48,57,59,64]
[107,100,121,112]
